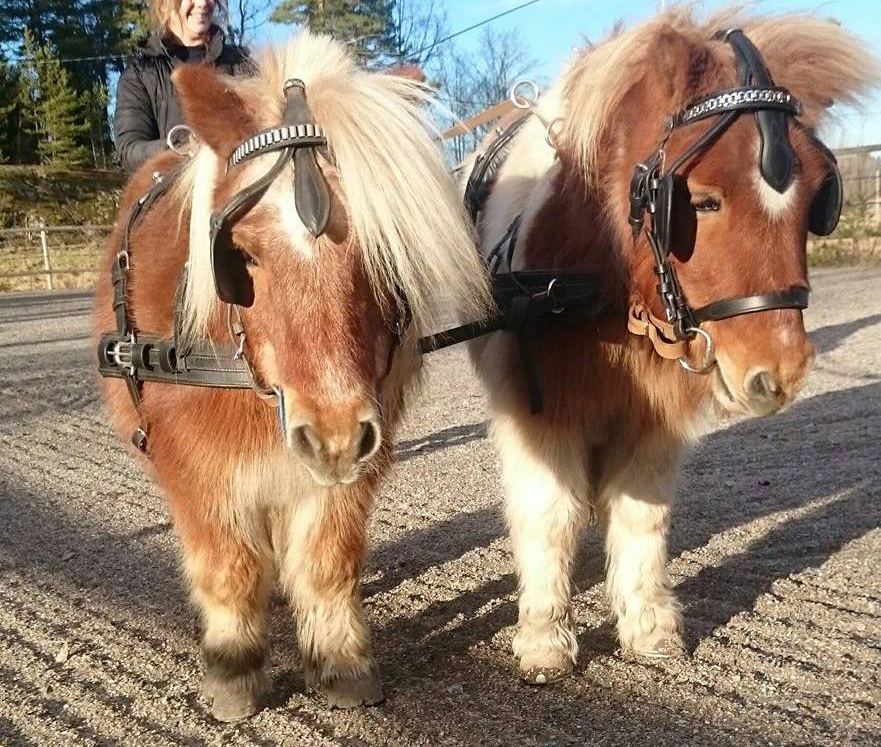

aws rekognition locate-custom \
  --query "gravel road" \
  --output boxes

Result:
[1,267,879,746]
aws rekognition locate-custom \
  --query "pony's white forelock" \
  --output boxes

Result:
[179,29,491,338]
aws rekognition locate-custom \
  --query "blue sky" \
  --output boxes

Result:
[259,0,881,148]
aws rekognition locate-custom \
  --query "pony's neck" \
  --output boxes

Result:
[522,156,630,312]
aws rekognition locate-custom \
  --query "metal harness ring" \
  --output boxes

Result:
[511,79,540,109]
[678,327,716,374]
[166,124,197,156]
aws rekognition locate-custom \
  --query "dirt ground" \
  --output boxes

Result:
[1,267,879,746]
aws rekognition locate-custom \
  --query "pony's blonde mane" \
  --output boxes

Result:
[180,30,491,337]
[562,5,881,184]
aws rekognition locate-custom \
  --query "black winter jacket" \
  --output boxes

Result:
[114,27,250,172]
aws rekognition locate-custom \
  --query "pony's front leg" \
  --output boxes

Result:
[179,512,273,722]
[494,414,589,684]
[599,437,684,657]
[281,488,382,708]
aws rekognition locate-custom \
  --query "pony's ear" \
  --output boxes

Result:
[651,27,712,104]
[172,65,255,156]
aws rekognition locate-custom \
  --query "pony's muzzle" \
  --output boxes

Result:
[288,415,382,485]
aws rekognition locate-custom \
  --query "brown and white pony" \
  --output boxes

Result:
[94,32,489,719]
[469,9,879,682]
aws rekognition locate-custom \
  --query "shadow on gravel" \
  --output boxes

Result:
[0,291,93,325]
[0,333,91,350]
[395,420,488,462]
[3,376,877,743]
[0,341,97,424]
[809,313,881,354]
[364,506,503,599]
[0,475,189,634]
[366,382,880,744]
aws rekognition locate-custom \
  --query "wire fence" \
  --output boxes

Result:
[0,145,878,294]
[0,224,111,293]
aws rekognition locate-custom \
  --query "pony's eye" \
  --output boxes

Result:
[692,196,721,213]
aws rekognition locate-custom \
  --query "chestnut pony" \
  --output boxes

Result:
[469,10,879,682]
[94,32,488,719]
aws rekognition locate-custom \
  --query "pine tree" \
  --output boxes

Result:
[20,27,90,168]
[0,58,19,163]
[2,1,149,165]
[270,1,396,61]
[83,81,110,169]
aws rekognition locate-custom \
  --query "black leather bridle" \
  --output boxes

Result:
[628,29,842,348]
[99,77,414,450]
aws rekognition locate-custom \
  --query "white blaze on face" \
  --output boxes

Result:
[754,143,798,218]
[264,170,314,260]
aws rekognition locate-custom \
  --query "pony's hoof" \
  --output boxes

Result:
[520,666,571,685]
[634,636,687,659]
[211,690,262,722]
[204,669,268,722]
[324,671,385,709]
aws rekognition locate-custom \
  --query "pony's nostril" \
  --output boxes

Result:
[291,424,322,460]
[747,370,778,400]
[356,419,381,462]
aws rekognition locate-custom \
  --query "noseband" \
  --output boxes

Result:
[628,29,841,355]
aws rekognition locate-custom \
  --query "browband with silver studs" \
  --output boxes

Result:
[228,123,326,168]
[675,86,801,126]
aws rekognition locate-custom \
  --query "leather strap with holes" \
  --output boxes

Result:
[627,302,689,360]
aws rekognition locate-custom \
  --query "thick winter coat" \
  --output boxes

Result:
[114,27,250,172]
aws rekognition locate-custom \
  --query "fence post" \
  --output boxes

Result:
[873,169,881,226]
[40,220,53,291]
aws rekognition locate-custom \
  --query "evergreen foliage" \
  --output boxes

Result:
[19,27,90,168]
[0,1,148,167]
[0,58,20,163]
[270,0,396,60]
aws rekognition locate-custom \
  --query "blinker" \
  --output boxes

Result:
[209,78,332,306]
[807,136,843,237]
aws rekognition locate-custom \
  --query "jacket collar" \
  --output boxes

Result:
[139,25,228,64]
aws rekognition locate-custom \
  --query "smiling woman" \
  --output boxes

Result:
[113,0,251,172]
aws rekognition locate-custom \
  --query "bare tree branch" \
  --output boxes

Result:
[227,0,274,46]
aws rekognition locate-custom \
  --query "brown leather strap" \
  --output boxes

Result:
[627,301,688,360]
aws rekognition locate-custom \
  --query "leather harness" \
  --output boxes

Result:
[99,30,842,441]
[626,30,839,356]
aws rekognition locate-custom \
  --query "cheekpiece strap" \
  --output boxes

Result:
[228,123,326,168]
[675,86,801,126]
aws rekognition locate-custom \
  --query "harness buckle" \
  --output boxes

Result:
[108,332,137,376]
[546,277,565,314]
